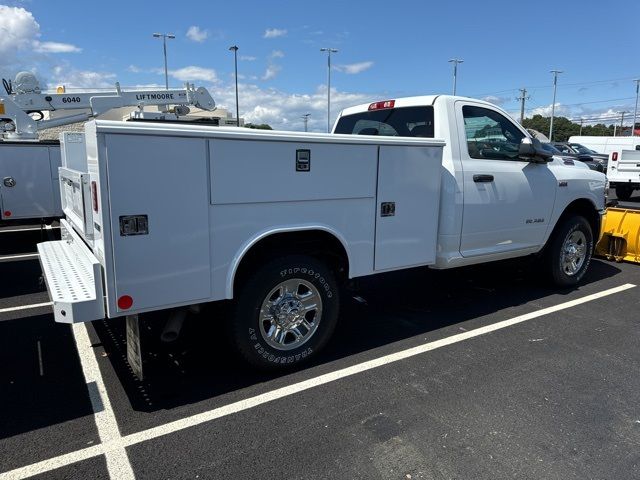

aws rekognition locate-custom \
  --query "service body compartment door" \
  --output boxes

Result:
[104,134,211,314]
[374,145,442,271]
[0,144,61,219]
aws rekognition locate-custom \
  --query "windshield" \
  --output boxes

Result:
[569,143,597,155]
[541,143,562,155]
[334,106,434,137]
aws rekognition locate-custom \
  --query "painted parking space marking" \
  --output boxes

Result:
[0,302,52,315]
[0,253,39,262]
[0,283,634,480]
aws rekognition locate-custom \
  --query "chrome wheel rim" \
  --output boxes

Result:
[259,278,322,351]
[560,230,587,276]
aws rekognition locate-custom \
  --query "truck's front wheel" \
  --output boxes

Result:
[230,255,340,370]
[545,215,593,287]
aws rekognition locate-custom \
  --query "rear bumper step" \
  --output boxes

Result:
[37,219,105,323]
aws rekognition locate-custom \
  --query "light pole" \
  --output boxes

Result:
[320,48,338,133]
[153,33,175,90]
[549,69,563,141]
[448,58,464,95]
[302,113,310,132]
[579,118,584,135]
[229,45,240,126]
[633,79,640,137]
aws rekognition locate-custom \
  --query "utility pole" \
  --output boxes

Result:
[229,45,240,126]
[516,87,529,124]
[320,48,338,133]
[633,79,640,137]
[448,58,464,95]
[579,118,584,135]
[302,113,310,132]
[549,70,563,141]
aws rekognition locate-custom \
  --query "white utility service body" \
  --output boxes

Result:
[38,94,606,368]
[40,120,444,322]
[606,149,640,200]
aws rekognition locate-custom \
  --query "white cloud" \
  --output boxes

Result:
[0,6,39,57]
[481,95,510,106]
[240,55,257,61]
[529,103,569,117]
[127,65,142,73]
[262,64,281,81]
[169,66,218,83]
[186,26,208,43]
[334,61,373,75]
[270,50,284,59]
[211,83,375,131]
[34,41,81,53]
[49,66,117,89]
[264,28,287,38]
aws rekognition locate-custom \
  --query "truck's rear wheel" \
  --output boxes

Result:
[230,255,340,370]
[545,215,593,287]
[615,185,633,201]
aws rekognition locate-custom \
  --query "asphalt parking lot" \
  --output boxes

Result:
[1,199,640,480]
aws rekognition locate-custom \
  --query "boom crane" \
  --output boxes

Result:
[0,71,216,141]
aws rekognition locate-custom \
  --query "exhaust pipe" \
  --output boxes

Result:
[160,305,201,343]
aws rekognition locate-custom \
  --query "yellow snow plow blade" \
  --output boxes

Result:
[596,207,640,263]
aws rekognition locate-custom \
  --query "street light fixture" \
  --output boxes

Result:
[549,69,563,141]
[448,58,463,95]
[302,113,310,132]
[320,48,338,133]
[229,45,240,126]
[153,33,175,90]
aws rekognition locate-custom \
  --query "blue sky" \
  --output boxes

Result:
[1,0,639,131]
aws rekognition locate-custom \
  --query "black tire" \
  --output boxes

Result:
[544,215,593,287]
[615,185,633,201]
[230,255,340,370]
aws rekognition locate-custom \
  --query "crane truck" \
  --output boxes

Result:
[36,94,606,375]
[0,71,216,221]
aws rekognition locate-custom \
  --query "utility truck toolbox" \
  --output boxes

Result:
[38,95,606,370]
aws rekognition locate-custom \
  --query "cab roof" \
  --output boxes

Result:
[337,95,500,118]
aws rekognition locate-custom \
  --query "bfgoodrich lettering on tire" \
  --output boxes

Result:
[545,215,593,287]
[230,255,340,370]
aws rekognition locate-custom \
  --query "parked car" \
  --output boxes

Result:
[542,143,604,173]
[550,142,606,172]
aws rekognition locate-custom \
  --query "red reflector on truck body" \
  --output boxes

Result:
[118,295,133,310]
[612,152,618,161]
[91,181,98,212]
[368,100,395,111]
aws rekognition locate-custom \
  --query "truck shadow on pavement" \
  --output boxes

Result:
[93,258,623,414]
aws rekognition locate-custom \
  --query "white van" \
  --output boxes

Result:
[568,136,640,155]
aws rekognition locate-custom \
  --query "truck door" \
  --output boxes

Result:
[0,144,59,220]
[455,102,556,257]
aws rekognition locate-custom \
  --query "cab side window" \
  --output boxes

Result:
[462,105,525,160]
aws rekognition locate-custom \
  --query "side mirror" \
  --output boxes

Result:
[518,137,553,163]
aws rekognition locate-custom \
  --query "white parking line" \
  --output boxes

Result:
[0,302,52,315]
[0,253,39,261]
[0,226,59,233]
[72,323,135,479]
[0,283,635,479]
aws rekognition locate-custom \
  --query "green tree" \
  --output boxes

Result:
[523,115,615,141]
[245,123,273,130]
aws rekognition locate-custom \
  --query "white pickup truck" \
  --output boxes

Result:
[606,149,640,200]
[37,95,606,370]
